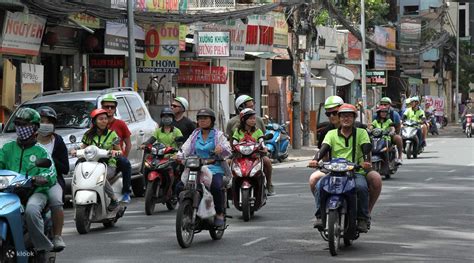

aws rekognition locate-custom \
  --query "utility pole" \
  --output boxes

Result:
[360,0,368,110]
[303,36,312,147]
[127,0,137,90]
[455,2,460,123]
[292,7,302,150]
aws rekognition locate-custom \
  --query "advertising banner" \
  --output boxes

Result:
[137,23,180,74]
[178,65,227,84]
[196,31,230,57]
[272,12,288,48]
[0,12,46,56]
[347,32,361,60]
[246,14,274,52]
[373,26,396,70]
[105,21,145,57]
[179,24,188,51]
[194,20,246,59]
[21,63,44,102]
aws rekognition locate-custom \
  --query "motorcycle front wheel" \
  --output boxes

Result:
[75,205,92,234]
[145,180,158,215]
[242,188,251,222]
[406,143,413,159]
[328,210,341,256]
[176,199,195,248]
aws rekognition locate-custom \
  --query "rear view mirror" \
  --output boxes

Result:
[35,158,52,168]
[264,115,269,119]
[262,133,273,140]
[285,121,290,126]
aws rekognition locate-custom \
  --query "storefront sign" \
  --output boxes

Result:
[178,66,227,84]
[366,70,386,86]
[69,13,101,29]
[273,12,288,48]
[0,12,46,56]
[135,0,187,12]
[89,55,125,68]
[195,20,246,59]
[196,31,230,57]
[139,23,180,73]
[246,15,274,52]
[179,24,188,51]
[21,63,44,102]
[425,96,445,116]
[228,60,255,71]
[105,21,145,57]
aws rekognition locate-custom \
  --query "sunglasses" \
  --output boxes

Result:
[325,111,338,117]
[103,105,116,109]
[171,104,181,108]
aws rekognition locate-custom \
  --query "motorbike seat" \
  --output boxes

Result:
[108,172,123,185]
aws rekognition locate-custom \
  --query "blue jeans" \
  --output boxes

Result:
[116,156,132,194]
[210,173,224,214]
[314,173,369,219]
[25,193,54,251]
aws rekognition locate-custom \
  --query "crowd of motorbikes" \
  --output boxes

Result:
[0,110,446,261]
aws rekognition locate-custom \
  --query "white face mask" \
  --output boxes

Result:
[38,123,55,136]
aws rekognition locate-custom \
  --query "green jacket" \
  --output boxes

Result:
[232,128,264,142]
[372,118,393,131]
[82,129,119,167]
[151,127,183,148]
[0,141,57,195]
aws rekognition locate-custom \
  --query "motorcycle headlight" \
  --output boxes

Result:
[151,147,158,155]
[325,163,352,172]
[239,145,254,155]
[232,162,242,177]
[84,147,98,161]
[272,123,280,130]
[188,171,197,182]
[96,173,105,185]
[372,129,382,137]
[249,162,262,177]
[185,157,201,168]
[0,176,15,190]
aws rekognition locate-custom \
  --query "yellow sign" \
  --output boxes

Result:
[69,13,101,29]
[273,12,288,48]
[135,0,186,12]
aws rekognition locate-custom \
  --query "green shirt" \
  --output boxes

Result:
[226,115,266,139]
[404,107,425,122]
[322,128,371,173]
[82,129,119,167]
[232,128,264,142]
[0,141,57,195]
[372,118,393,131]
[152,127,183,148]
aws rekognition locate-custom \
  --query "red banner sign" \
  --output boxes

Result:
[178,66,227,84]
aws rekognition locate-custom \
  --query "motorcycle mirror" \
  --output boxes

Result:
[35,158,52,168]
[261,133,273,140]
[264,115,269,119]
[285,121,290,126]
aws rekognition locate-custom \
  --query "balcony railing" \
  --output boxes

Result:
[187,0,236,10]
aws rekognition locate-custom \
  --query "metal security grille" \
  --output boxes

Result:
[187,0,236,10]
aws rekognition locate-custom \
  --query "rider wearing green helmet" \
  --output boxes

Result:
[0,107,57,256]
[377,96,403,165]
[101,93,133,203]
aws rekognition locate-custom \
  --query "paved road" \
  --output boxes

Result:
[58,132,474,262]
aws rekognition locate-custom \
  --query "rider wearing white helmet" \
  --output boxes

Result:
[171,96,196,140]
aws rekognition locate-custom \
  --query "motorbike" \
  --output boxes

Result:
[175,155,229,248]
[142,142,180,215]
[401,120,424,159]
[72,145,126,234]
[465,114,473,138]
[426,111,439,135]
[0,158,56,263]
[370,128,398,179]
[231,134,272,221]
[316,158,361,256]
[264,115,290,162]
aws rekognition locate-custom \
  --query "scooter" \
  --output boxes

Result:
[401,120,423,159]
[316,158,361,256]
[0,158,56,263]
[465,114,473,138]
[264,115,290,162]
[175,156,229,248]
[72,145,126,234]
[370,128,398,179]
[231,134,272,221]
[426,111,439,135]
[143,142,179,215]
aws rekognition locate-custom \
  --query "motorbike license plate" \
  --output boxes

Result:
[188,171,197,182]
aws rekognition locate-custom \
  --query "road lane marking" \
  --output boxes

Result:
[398,187,409,191]
[447,169,456,173]
[425,178,433,181]
[243,237,268,246]
[468,163,474,167]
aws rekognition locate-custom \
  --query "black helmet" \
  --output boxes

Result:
[160,107,175,118]
[38,106,57,122]
[196,108,216,122]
